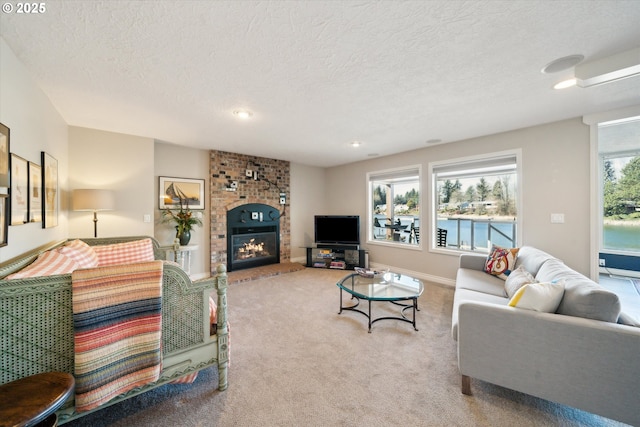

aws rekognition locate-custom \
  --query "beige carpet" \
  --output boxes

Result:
[64,268,627,426]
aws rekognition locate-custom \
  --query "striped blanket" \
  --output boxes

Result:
[72,260,163,412]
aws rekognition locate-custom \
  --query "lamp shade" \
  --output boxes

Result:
[72,189,115,211]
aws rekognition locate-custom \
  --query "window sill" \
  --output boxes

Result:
[366,239,422,251]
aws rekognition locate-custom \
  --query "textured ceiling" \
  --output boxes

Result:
[1,0,640,167]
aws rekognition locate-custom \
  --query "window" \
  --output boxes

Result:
[430,151,520,253]
[598,118,640,255]
[367,166,421,247]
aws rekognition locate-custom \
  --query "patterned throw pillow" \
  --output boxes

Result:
[508,280,565,313]
[57,239,99,268]
[504,265,536,298]
[93,238,156,266]
[6,250,79,279]
[484,244,519,280]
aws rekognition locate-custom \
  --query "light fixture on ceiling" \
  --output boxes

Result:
[541,54,584,74]
[350,141,361,147]
[553,78,577,90]
[233,109,253,119]
[574,47,640,88]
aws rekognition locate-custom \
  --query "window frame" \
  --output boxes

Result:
[428,149,522,255]
[596,117,640,262]
[366,165,422,250]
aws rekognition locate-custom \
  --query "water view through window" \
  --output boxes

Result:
[432,152,519,253]
[602,154,640,253]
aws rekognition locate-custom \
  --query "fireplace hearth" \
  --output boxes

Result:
[227,203,281,271]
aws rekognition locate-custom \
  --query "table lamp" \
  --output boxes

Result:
[72,189,115,237]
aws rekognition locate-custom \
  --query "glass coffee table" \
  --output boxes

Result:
[337,271,424,333]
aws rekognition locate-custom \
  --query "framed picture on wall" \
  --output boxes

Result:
[0,123,9,189]
[0,194,7,247]
[10,153,28,225]
[42,151,59,228]
[28,162,42,223]
[159,176,205,210]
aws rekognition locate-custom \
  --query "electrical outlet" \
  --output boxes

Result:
[279,193,286,205]
[245,169,253,177]
[599,259,606,267]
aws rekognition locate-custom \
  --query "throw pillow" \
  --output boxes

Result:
[508,280,565,313]
[93,238,156,266]
[6,250,79,279]
[504,265,536,298]
[484,244,519,280]
[57,239,99,268]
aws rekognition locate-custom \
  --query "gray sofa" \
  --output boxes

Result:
[451,246,640,427]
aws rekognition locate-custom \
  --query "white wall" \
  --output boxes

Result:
[323,118,591,283]
[0,38,68,261]
[154,141,210,277]
[290,162,326,262]
[68,127,154,239]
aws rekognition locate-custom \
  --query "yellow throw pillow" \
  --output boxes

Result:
[509,280,565,313]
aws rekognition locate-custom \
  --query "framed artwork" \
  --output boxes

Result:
[42,152,59,228]
[10,153,28,225]
[0,123,8,188]
[0,194,7,247]
[28,162,42,223]
[159,176,205,209]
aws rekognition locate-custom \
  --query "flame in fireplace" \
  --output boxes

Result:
[236,238,270,259]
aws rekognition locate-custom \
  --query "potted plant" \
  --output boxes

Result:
[162,198,202,245]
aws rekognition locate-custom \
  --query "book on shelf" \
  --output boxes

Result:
[330,260,346,269]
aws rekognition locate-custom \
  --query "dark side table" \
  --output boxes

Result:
[0,372,74,427]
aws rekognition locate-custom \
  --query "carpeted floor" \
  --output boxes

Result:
[63,268,628,426]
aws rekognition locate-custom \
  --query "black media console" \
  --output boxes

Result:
[306,246,366,270]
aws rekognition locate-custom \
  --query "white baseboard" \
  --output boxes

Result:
[291,256,306,265]
[599,266,640,279]
[289,256,455,287]
[369,262,455,288]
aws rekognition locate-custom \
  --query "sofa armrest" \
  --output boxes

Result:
[459,253,486,271]
[458,301,640,426]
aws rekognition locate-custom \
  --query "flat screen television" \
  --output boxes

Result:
[314,215,360,246]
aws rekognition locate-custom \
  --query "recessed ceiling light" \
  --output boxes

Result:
[554,78,577,90]
[233,109,253,119]
[541,54,584,74]
[350,141,361,147]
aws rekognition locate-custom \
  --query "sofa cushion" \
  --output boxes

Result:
[57,239,99,268]
[451,288,509,340]
[93,238,156,266]
[537,259,621,323]
[514,246,556,276]
[508,280,565,313]
[484,245,519,280]
[504,265,537,298]
[456,267,506,297]
[6,250,79,279]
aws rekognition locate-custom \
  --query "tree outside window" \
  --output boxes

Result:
[432,151,519,253]
[368,166,421,246]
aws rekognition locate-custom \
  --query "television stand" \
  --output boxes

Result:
[306,246,366,270]
[316,243,359,251]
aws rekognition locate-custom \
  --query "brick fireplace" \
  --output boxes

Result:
[209,150,290,275]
